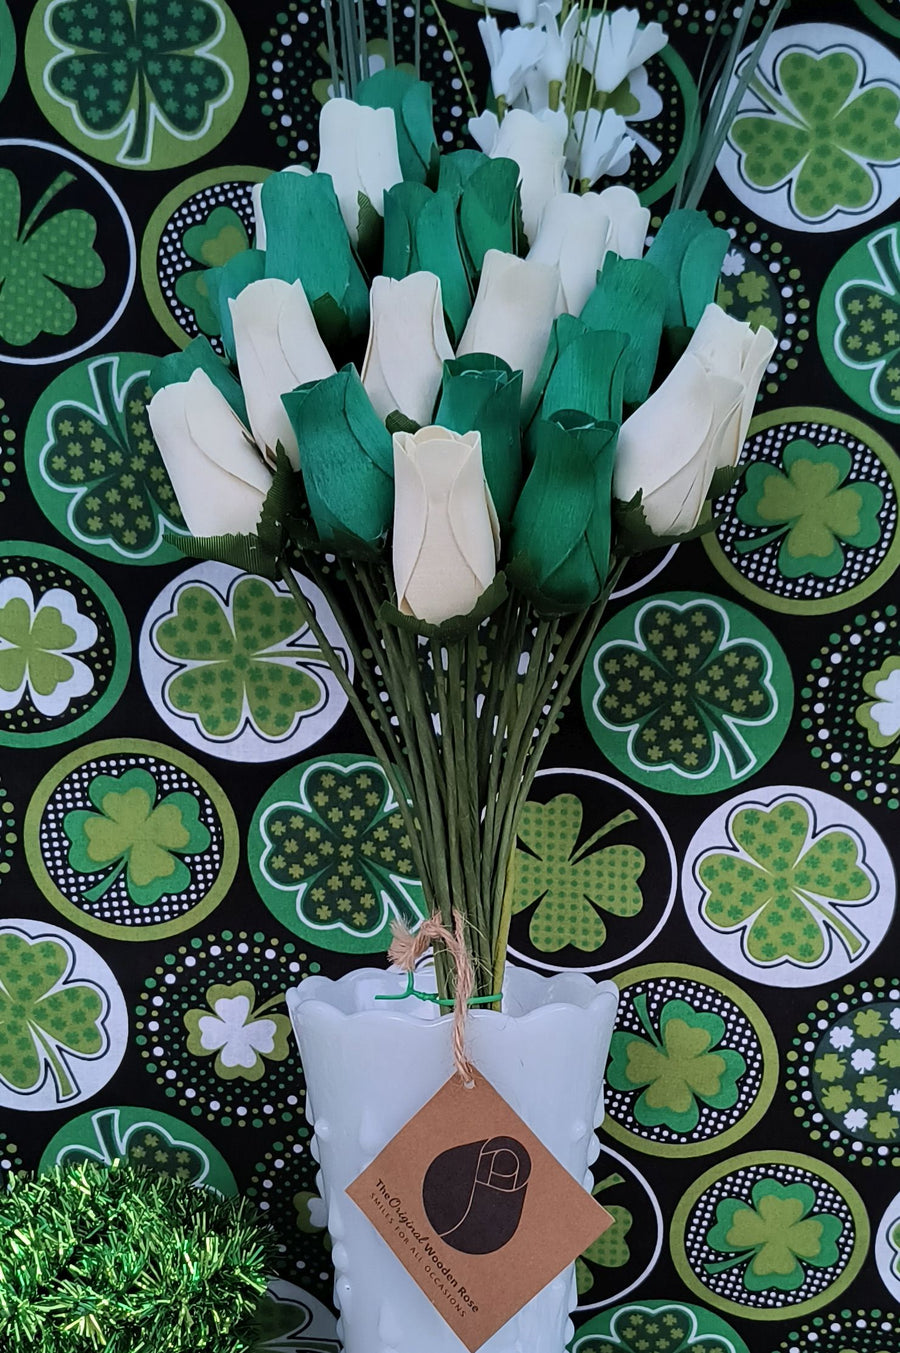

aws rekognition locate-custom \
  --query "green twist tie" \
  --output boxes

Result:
[375,971,500,1007]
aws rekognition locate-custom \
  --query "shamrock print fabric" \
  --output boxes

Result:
[1,0,899,1346]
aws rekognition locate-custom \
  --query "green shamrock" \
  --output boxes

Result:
[698,797,874,965]
[572,1301,743,1353]
[575,1173,633,1296]
[716,256,781,335]
[249,1293,340,1352]
[511,794,645,953]
[184,979,291,1083]
[0,167,103,347]
[46,0,230,165]
[835,229,900,415]
[41,355,185,557]
[705,1178,843,1292]
[856,655,900,765]
[0,930,105,1101]
[735,440,884,579]
[607,996,746,1133]
[261,762,423,938]
[174,205,250,337]
[155,577,335,740]
[595,600,776,778]
[731,49,900,220]
[0,581,94,713]
[63,767,211,907]
[55,1107,209,1185]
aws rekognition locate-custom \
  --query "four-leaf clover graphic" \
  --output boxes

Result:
[63,766,211,906]
[0,577,97,717]
[735,440,884,579]
[593,599,776,779]
[0,929,107,1101]
[154,576,335,740]
[260,761,424,940]
[697,796,875,966]
[0,166,104,346]
[512,794,645,952]
[184,979,291,1082]
[39,354,186,559]
[856,654,900,764]
[607,995,746,1133]
[45,0,232,166]
[730,48,900,221]
[705,1178,843,1292]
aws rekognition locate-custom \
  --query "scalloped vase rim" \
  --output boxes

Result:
[286,963,619,1027]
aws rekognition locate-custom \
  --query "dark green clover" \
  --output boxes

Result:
[836,230,900,414]
[47,0,229,165]
[261,763,421,938]
[41,355,184,557]
[595,600,776,778]
[55,1108,209,1186]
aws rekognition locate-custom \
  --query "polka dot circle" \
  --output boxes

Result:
[134,931,309,1129]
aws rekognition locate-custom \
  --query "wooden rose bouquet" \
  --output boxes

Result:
[147,1,782,1006]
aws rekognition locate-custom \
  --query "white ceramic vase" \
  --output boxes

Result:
[286,964,619,1353]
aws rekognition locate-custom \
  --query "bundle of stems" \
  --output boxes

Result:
[277,552,626,1002]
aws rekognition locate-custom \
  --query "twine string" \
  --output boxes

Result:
[388,911,476,1086]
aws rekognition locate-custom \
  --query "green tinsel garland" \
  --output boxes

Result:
[0,1160,278,1352]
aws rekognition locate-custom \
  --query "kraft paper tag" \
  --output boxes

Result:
[346,1072,614,1351]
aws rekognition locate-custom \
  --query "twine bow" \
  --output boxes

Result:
[388,911,476,1086]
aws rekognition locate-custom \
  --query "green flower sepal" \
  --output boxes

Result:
[164,445,304,579]
[435,353,523,523]
[379,572,509,642]
[282,366,394,558]
[613,488,722,555]
[508,412,618,615]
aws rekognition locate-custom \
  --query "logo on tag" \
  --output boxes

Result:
[423,1136,532,1254]
[347,1072,613,1351]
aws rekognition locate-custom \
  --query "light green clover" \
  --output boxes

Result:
[512,794,645,953]
[0,930,106,1101]
[155,577,336,741]
[698,797,874,966]
[607,996,746,1133]
[736,440,883,579]
[0,578,97,717]
[731,49,900,221]
[856,655,900,765]
[184,980,291,1083]
[174,206,249,337]
[706,1178,843,1292]
[63,767,211,907]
